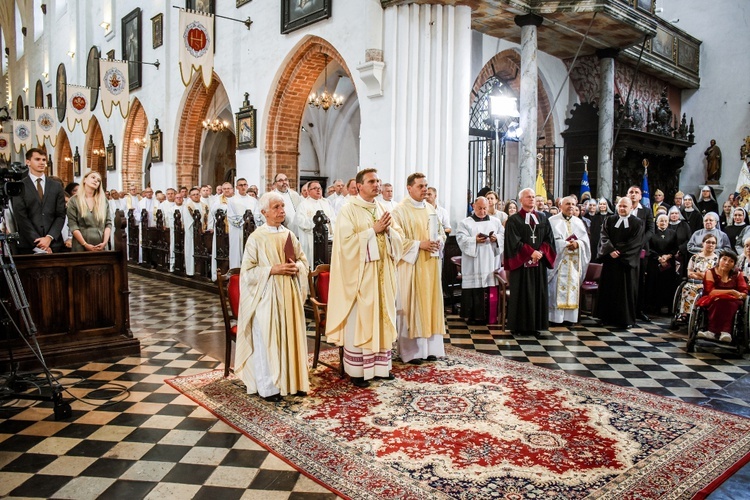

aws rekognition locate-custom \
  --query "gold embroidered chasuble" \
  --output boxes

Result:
[326,197,403,351]
[391,198,447,339]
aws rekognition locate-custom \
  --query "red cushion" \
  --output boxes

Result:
[317,272,330,304]
[228,274,240,317]
[230,325,237,337]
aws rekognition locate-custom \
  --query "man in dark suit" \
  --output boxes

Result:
[627,185,655,321]
[12,148,66,254]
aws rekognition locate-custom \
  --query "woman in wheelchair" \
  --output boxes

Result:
[696,250,748,343]
[678,233,719,320]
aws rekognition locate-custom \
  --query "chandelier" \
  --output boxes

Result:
[92,148,106,157]
[308,55,344,111]
[202,118,229,133]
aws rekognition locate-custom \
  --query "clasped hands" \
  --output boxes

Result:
[271,258,299,276]
[373,212,391,234]
[34,235,53,254]
[529,249,543,264]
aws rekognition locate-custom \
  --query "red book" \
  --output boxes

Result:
[284,233,295,263]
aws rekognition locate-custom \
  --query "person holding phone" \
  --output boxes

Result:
[456,196,504,325]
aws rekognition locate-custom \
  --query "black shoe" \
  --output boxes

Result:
[262,394,282,402]
[637,313,650,322]
[350,377,371,388]
[407,359,424,365]
[375,372,395,380]
[294,391,307,397]
[425,355,438,362]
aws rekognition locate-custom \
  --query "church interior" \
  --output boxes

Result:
[1,0,750,498]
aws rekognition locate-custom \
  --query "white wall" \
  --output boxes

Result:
[658,0,750,202]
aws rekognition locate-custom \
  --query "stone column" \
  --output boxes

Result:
[597,48,619,201]
[514,14,543,192]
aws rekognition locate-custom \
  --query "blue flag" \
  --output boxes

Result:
[580,170,591,200]
[641,169,650,209]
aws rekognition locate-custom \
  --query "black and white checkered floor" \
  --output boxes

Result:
[1,274,748,499]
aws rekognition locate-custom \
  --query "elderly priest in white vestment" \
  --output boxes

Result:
[235,192,310,402]
[326,168,403,387]
[547,196,591,324]
[293,180,336,268]
[227,179,262,269]
[391,173,446,364]
[455,197,504,324]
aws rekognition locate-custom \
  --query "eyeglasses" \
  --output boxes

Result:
[276,178,288,182]
[237,183,247,186]
[309,186,321,190]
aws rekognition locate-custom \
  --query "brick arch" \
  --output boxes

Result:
[471,49,555,147]
[122,98,149,188]
[54,128,73,185]
[265,36,353,191]
[85,116,106,183]
[175,71,222,189]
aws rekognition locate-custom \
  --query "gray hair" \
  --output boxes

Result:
[259,192,284,212]
[703,211,719,222]
[656,214,669,224]
[518,187,535,200]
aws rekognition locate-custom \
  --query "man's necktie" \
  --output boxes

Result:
[36,178,44,201]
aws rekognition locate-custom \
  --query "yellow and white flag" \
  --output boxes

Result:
[178,9,214,88]
[12,120,33,153]
[535,169,547,201]
[66,85,92,133]
[99,59,130,119]
[32,107,58,147]
[0,133,11,157]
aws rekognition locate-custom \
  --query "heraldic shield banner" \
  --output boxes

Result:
[33,108,58,147]
[0,133,11,157]
[178,9,214,88]
[66,85,92,133]
[12,120,33,154]
[100,59,130,119]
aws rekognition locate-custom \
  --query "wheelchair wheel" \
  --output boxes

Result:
[670,280,688,330]
[687,306,699,353]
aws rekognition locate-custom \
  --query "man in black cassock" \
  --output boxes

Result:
[503,188,556,334]
[627,185,654,322]
[596,197,645,328]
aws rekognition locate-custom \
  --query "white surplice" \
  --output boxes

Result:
[547,214,591,323]
[293,196,336,268]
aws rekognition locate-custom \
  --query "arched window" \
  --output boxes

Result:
[33,0,44,40]
[469,76,518,137]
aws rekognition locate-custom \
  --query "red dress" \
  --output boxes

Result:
[698,269,748,334]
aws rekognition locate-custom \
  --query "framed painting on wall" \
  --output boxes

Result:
[236,93,257,149]
[152,13,164,49]
[122,8,142,91]
[106,135,116,171]
[281,0,331,34]
[150,120,163,163]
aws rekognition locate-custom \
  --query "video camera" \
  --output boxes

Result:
[0,163,25,206]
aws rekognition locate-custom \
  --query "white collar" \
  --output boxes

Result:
[615,215,630,228]
[525,212,539,225]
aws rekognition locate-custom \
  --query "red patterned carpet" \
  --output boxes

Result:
[167,347,750,499]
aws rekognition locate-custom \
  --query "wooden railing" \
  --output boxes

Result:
[122,207,332,281]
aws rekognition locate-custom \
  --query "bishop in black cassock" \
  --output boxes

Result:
[503,189,556,333]
[596,198,645,328]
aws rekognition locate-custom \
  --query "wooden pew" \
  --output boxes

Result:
[0,211,139,370]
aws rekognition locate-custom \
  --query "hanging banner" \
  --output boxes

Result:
[66,85,92,133]
[178,9,214,88]
[0,133,11,158]
[99,59,130,119]
[12,121,33,153]
[32,107,58,147]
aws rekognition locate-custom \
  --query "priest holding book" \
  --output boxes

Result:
[235,192,310,402]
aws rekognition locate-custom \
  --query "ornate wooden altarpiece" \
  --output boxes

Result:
[563,89,695,200]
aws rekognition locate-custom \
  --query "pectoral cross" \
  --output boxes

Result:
[530,232,537,244]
